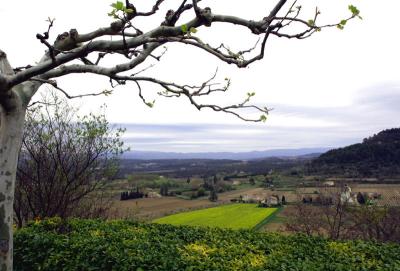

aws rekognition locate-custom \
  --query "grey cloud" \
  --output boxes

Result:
[120,124,366,152]
[118,83,400,152]
[271,83,400,128]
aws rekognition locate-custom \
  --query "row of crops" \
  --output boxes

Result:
[15,218,400,270]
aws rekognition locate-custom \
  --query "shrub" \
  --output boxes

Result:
[14,218,400,271]
[196,187,206,197]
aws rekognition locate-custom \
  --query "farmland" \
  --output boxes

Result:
[154,204,277,229]
[111,187,264,220]
[108,171,400,234]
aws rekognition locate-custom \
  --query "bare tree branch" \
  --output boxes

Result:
[136,0,165,17]
[0,1,361,121]
[36,18,56,62]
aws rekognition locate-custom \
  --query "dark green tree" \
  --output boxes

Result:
[249,177,256,185]
[209,187,218,202]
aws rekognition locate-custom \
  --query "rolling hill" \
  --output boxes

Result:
[308,128,400,177]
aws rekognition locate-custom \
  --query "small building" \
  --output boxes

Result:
[240,194,263,203]
[260,195,280,207]
[267,195,280,206]
[323,181,335,187]
[147,192,162,198]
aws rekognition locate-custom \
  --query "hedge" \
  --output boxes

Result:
[15,218,400,271]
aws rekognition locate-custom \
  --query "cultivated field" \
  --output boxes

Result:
[112,187,264,220]
[153,204,277,229]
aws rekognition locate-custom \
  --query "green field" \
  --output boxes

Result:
[153,204,277,229]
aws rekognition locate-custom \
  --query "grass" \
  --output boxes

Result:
[153,203,277,229]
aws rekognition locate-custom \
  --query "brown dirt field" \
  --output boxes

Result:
[260,206,293,233]
[111,187,264,220]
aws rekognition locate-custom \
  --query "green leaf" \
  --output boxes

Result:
[260,115,267,122]
[145,100,156,108]
[348,5,360,16]
[189,27,197,34]
[307,19,314,26]
[181,24,188,33]
[337,19,347,30]
[125,8,134,14]
[115,1,124,11]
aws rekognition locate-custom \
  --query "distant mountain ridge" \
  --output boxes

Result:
[308,128,400,177]
[122,148,331,160]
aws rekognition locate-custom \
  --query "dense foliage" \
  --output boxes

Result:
[308,128,400,177]
[15,218,400,271]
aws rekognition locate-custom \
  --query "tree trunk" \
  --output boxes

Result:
[0,104,26,271]
[0,50,40,270]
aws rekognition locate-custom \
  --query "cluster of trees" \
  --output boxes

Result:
[189,187,206,199]
[308,128,400,177]
[120,190,145,201]
[262,175,275,188]
[202,175,238,202]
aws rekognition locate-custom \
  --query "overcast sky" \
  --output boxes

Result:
[1,0,399,152]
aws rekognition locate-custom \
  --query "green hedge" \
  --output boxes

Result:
[15,218,400,271]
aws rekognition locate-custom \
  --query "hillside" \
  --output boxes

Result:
[308,128,400,177]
